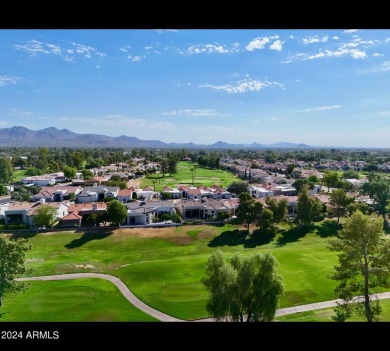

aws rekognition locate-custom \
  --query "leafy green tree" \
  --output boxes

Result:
[346,201,369,215]
[296,185,313,226]
[82,169,94,180]
[0,186,8,196]
[202,250,284,322]
[69,151,85,169]
[190,164,198,186]
[63,165,77,180]
[12,188,32,202]
[362,174,390,221]
[33,204,58,228]
[342,170,360,179]
[0,157,14,185]
[328,211,390,322]
[308,174,319,183]
[160,213,182,223]
[25,167,44,176]
[292,178,314,193]
[160,192,171,200]
[106,179,128,189]
[107,200,128,226]
[323,171,339,191]
[237,192,262,234]
[259,208,273,231]
[329,189,355,223]
[227,181,248,196]
[0,234,31,307]
[265,197,288,223]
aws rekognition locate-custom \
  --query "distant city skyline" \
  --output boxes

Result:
[1,29,389,148]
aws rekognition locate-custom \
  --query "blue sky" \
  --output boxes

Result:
[0,29,389,147]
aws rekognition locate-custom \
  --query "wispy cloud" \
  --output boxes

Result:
[343,29,359,33]
[0,75,20,87]
[14,40,106,61]
[51,114,175,131]
[186,43,239,54]
[332,36,340,40]
[294,105,343,113]
[127,55,144,62]
[162,109,223,117]
[8,108,33,116]
[302,35,329,44]
[155,29,178,34]
[286,36,377,63]
[366,61,390,72]
[377,111,390,116]
[199,78,285,94]
[270,40,283,52]
[372,53,384,57]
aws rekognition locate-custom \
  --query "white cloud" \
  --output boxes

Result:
[343,29,359,33]
[332,36,340,40]
[246,37,270,51]
[162,109,222,117]
[304,47,367,60]
[186,43,239,55]
[119,45,131,53]
[290,35,294,39]
[15,40,106,61]
[155,29,178,33]
[373,53,384,57]
[145,46,153,50]
[0,75,20,87]
[295,105,343,113]
[47,44,61,55]
[0,121,9,128]
[270,40,283,52]
[199,78,285,94]
[302,35,329,44]
[128,55,144,62]
[14,40,50,56]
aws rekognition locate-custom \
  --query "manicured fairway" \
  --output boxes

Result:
[141,161,238,191]
[0,278,157,322]
[13,169,27,182]
[13,221,344,320]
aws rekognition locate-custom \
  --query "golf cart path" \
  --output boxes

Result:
[18,274,390,322]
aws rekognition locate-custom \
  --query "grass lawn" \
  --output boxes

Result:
[276,298,390,322]
[140,161,238,191]
[0,278,157,322]
[13,169,27,182]
[10,221,345,321]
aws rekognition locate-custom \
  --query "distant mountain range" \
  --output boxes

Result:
[0,126,312,149]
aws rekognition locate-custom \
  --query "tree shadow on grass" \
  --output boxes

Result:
[65,229,113,249]
[208,228,275,248]
[244,228,276,248]
[208,229,247,247]
[316,220,342,238]
[275,224,314,247]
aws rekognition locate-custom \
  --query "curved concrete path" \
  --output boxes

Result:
[19,274,390,322]
[19,273,181,322]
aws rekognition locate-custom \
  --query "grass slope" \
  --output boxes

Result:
[0,278,157,322]
[13,221,344,320]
